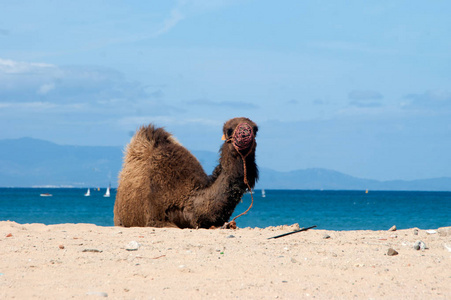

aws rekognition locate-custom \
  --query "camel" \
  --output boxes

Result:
[113,117,258,228]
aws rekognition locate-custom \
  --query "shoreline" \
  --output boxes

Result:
[1,221,450,299]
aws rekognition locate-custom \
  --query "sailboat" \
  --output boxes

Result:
[84,188,90,197]
[262,189,266,198]
[104,185,111,197]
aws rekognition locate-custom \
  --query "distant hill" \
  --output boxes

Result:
[257,168,451,191]
[0,137,122,187]
[1,138,450,191]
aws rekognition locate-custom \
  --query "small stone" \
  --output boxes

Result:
[413,240,427,251]
[178,265,192,273]
[388,225,397,231]
[426,230,437,234]
[86,291,108,297]
[387,248,398,256]
[126,241,140,251]
[226,235,235,238]
[59,245,65,249]
[82,249,102,253]
[6,233,12,237]
[323,234,331,239]
[355,263,365,267]
[413,229,419,235]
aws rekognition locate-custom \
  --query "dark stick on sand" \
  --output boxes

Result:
[267,225,317,239]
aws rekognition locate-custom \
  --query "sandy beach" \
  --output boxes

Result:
[1,221,450,299]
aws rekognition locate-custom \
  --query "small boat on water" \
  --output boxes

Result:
[40,193,52,197]
[84,188,91,197]
[104,185,111,197]
[261,189,266,198]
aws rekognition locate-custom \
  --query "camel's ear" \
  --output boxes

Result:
[253,126,258,137]
[221,134,226,140]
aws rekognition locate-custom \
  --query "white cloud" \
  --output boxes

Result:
[154,9,185,37]
[349,100,382,108]
[0,101,56,110]
[404,90,451,109]
[0,58,187,129]
[118,116,222,128]
[186,98,258,109]
[348,90,383,108]
[152,0,234,37]
[0,58,55,74]
[0,58,156,105]
[37,83,55,95]
[348,90,383,100]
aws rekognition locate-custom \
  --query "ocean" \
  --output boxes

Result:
[0,188,450,230]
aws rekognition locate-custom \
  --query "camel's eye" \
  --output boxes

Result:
[227,128,233,137]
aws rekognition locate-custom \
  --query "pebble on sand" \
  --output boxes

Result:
[387,248,398,256]
[388,225,397,231]
[126,241,140,251]
[86,291,108,297]
[413,240,427,251]
[82,249,102,253]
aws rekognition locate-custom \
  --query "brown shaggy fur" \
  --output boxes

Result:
[113,117,258,228]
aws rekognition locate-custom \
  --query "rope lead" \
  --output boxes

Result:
[228,123,255,225]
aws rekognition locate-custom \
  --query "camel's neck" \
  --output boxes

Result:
[191,145,258,228]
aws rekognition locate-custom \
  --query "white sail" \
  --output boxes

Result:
[84,188,90,197]
[104,186,110,197]
[262,189,266,197]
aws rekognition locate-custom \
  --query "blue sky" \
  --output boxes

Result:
[1,1,450,181]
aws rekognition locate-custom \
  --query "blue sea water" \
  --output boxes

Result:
[0,188,450,230]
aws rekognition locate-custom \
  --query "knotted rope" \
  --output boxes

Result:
[232,122,254,152]
[222,123,255,228]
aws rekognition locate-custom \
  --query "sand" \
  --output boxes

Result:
[1,221,450,299]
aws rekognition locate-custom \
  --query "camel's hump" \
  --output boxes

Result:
[137,124,181,147]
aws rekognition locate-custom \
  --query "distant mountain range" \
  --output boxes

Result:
[257,167,451,191]
[1,137,450,191]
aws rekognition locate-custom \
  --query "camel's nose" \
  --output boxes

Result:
[233,123,254,151]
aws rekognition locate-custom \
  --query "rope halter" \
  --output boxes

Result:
[231,122,254,152]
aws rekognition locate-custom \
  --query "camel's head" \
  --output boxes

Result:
[222,117,258,155]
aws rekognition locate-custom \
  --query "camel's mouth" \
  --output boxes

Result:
[232,123,254,151]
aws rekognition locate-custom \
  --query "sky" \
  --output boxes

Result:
[1,0,450,181]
